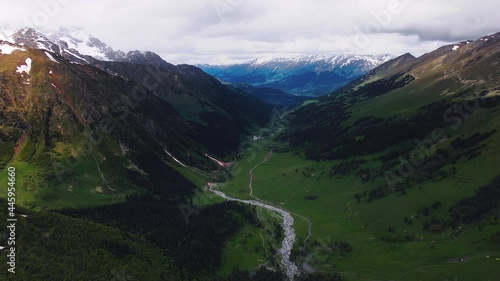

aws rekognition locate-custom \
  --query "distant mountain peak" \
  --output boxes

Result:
[45,27,126,61]
[199,54,396,96]
[247,54,394,67]
[0,26,176,68]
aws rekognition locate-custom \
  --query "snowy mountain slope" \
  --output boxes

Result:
[199,54,394,96]
[0,26,164,66]
[0,27,182,73]
[45,27,126,61]
[3,27,103,64]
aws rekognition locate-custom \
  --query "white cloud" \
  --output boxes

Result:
[0,0,498,64]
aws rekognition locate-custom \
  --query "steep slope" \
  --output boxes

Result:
[283,32,500,160]
[2,27,273,158]
[0,45,211,206]
[199,54,394,96]
[92,60,273,156]
[336,52,417,91]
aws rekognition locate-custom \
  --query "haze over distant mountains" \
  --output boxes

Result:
[199,54,394,96]
[0,26,397,98]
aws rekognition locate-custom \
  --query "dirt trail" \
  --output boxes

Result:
[248,150,273,197]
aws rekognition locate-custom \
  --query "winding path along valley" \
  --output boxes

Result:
[207,150,304,280]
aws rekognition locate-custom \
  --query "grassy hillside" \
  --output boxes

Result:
[219,127,500,281]
[214,33,500,280]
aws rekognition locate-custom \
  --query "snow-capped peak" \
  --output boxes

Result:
[1,26,129,64]
[248,54,394,68]
[1,26,177,75]
[45,27,125,61]
[200,53,396,96]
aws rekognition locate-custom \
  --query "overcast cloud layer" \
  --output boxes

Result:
[0,0,498,64]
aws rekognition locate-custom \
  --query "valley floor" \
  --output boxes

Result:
[212,132,500,281]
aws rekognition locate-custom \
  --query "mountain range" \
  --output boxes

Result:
[0,25,499,281]
[199,54,394,96]
[0,27,275,203]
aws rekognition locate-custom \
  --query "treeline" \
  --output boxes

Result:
[361,128,496,203]
[449,176,500,224]
[284,98,458,161]
[398,176,500,234]
[59,194,259,280]
[329,159,366,176]
[0,198,181,281]
[348,73,415,100]
[281,99,349,157]
[284,91,499,166]
[325,100,454,159]
[451,130,497,150]
[3,197,306,281]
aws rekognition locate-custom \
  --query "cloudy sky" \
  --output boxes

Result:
[0,0,498,64]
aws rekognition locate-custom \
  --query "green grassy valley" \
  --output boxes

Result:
[0,21,499,281]
[209,34,500,280]
[217,137,500,280]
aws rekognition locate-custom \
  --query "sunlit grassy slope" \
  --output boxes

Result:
[216,34,500,280]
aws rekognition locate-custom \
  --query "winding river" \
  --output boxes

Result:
[209,186,299,280]
[166,149,301,279]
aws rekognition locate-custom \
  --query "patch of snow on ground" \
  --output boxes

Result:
[45,51,59,63]
[164,149,188,168]
[16,58,32,74]
[0,44,25,55]
[452,45,460,51]
[64,49,88,62]
[36,41,50,51]
[204,154,232,168]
